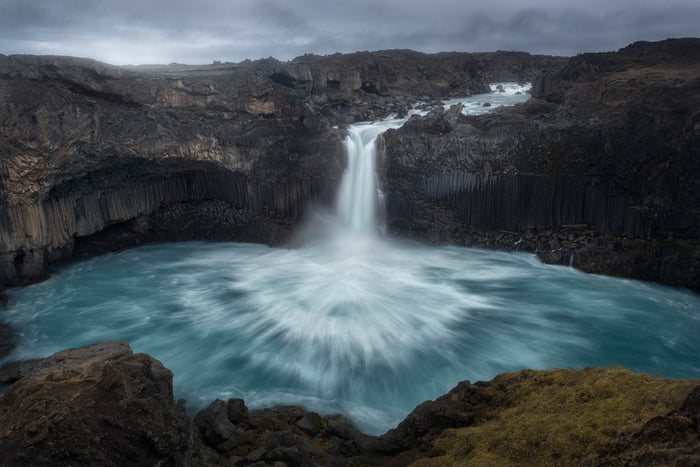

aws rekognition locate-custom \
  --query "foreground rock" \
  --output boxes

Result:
[0,341,196,466]
[381,38,700,289]
[1,342,698,466]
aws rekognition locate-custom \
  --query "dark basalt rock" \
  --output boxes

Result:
[369,380,493,455]
[194,399,239,448]
[194,401,372,465]
[680,385,700,420]
[0,340,132,384]
[0,290,14,360]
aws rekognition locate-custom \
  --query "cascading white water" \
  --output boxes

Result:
[336,125,380,233]
[335,117,414,235]
[334,81,533,234]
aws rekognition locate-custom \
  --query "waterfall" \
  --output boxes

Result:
[332,81,533,237]
[336,125,381,234]
[334,119,408,235]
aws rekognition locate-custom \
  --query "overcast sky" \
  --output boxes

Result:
[1,0,698,65]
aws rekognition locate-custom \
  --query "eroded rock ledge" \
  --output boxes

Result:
[0,341,698,466]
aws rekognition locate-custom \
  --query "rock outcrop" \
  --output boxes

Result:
[1,342,698,466]
[0,50,563,290]
[0,341,197,466]
[381,38,700,288]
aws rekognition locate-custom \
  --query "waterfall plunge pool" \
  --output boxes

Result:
[2,83,699,435]
[3,239,699,435]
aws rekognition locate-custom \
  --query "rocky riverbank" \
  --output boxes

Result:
[0,341,698,466]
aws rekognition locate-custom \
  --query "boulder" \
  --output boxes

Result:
[194,399,238,448]
[295,411,322,434]
[227,398,249,425]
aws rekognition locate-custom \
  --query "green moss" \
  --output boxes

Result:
[412,367,698,466]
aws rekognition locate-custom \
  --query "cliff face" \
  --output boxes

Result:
[1,41,697,289]
[0,54,343,287]
[0,50,562,289]
[275,49,563,99]
[381,38,700,288]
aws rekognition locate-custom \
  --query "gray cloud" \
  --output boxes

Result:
[0,0,698,64]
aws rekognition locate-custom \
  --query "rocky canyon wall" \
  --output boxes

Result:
[0,50,562,288]
[0,167,333,285]
[381,39,700,288]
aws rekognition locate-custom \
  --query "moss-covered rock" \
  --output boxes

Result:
[407,367,699,466]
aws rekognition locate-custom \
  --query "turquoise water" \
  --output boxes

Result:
[3,237,699,435]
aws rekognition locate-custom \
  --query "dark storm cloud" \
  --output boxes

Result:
[1,0,698,64]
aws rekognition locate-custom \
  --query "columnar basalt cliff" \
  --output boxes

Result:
[0,55,343,288]
[381,38,700,288]
[0,50,563,289]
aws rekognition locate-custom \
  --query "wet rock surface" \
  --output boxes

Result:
[0,342,698,466]
[381,38,700,289]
